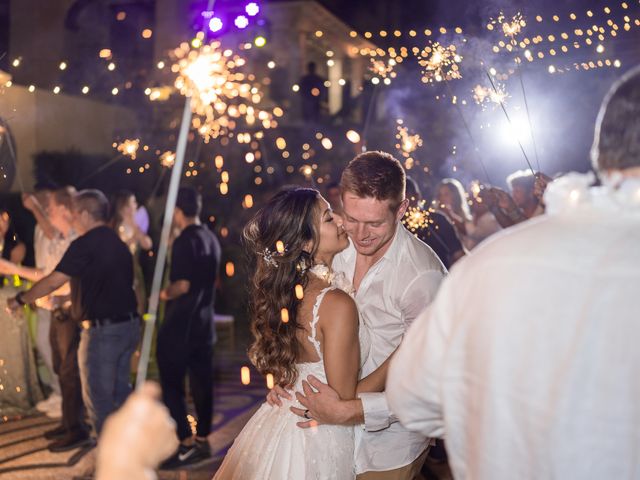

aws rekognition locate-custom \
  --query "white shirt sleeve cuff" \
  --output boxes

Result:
[358,392,398,432]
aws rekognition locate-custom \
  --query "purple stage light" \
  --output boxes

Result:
[209,16,223,32]
[245,2,260,16]
[234,15,249,29]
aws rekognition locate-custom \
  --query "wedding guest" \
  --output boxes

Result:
[26,187,89,451]
[9,189,140,439]
[22,185,63,417]
[386,66,640,480]
[507,170,543,219]
[483,171,551,228]
[157,187,221,468]
[325,181,344,222]
[434,178,474,246]
[404,176,464,269]
[462,181,502,251]
[110,190,152,315]
[0,207,26,268]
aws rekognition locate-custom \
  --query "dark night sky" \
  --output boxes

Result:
[317,0,612,32]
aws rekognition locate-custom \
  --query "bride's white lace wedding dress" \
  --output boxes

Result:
[214,275,371,479]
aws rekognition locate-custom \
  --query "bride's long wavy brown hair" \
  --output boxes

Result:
[243,187,320,387]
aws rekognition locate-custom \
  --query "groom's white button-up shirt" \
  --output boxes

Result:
[333,224,445,474]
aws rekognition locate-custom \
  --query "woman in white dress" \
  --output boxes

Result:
[214,187,383,480]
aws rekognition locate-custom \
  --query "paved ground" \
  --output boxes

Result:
[0,326,452,479]
[0,330,267,479]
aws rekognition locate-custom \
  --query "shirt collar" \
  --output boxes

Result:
[378,223,406,264]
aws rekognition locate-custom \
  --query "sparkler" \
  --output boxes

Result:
[418,42,462,83]
[485,71,535,175]
[117,139,140,160]
[136,98,193,389]
[173,41,275,142]
[395,121,423,170]
[402,204,431,233]
[159,151,176,168]
[489,12,541,170]
[473,82,508,109]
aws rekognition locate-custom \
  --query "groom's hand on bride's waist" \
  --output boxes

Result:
[290,375,364,428]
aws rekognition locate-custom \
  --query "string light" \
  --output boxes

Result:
[241,366,251,385]
[225,262,235,277]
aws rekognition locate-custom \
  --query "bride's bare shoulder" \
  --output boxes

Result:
[317,288,357,326]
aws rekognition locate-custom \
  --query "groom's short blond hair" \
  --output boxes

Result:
[340,151,405,211]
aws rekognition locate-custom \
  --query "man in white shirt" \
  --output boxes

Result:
[270,151,445,478]
[386,66,640,479]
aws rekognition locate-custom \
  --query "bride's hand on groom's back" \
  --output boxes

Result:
[266,384,292,407]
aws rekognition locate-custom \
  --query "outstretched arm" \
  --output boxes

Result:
[0,258,45,282]
[7,271,70,311]
[22,194,61,240]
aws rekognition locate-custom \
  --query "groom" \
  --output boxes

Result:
[269,151,446,478]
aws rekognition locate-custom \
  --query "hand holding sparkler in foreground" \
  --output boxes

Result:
[96,382,179,480]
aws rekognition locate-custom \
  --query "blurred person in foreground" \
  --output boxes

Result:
[96,382,178,480]
[387,66,640,479]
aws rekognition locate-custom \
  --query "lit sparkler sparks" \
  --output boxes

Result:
[116,139,140,159]
[472,82,509,108]
[402,203,432,233]
[418,42,462,83]
[502,13,526,39]
[488,12,526,41]
[394,120,423,170]
[159,151,176,168]
[173,41,276,142]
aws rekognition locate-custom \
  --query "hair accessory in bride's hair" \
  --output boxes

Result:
[295,251,312,275]
[258,243,287,268]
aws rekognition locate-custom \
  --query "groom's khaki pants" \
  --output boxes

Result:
[356,448,429,480]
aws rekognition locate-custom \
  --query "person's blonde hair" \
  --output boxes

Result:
[340,151,405,211]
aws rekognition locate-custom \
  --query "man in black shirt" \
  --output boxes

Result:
[9,189,140,438]
[158,187,221,468]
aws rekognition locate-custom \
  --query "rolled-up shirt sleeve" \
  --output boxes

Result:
[358,392,397,431]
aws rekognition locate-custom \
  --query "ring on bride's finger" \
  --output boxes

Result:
[303,409,311,419]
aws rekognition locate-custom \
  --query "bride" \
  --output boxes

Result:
[214,187,386,479]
